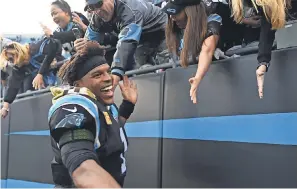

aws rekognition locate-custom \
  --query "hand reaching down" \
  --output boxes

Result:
[256,64,267,99]
[189,77,200,104]
[32,74,45,90]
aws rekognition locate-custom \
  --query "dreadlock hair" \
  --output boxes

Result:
[58,41,106,85]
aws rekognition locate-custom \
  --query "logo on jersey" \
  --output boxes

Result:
[62,106,77,113]
[55,113,85,128]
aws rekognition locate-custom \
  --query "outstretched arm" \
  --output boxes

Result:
[189,34,219,104]
[73,159,120,188]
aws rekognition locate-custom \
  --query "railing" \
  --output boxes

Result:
[0,61,181,101]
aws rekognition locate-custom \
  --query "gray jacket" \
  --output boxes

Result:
[85,0,168,79]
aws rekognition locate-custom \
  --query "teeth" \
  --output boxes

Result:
[101,85,112,92]
[105,86,112,90]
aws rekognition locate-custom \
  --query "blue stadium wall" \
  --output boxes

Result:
[1,48,297,188]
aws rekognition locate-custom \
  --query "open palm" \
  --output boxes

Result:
[119,76,138,105]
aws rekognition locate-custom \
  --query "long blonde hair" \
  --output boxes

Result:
[231,0,292,30]
[0,42,30,71]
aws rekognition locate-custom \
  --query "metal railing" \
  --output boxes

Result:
[0,60,181,101]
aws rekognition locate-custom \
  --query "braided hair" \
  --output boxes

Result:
[58,41,106,85]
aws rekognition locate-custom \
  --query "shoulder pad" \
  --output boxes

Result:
[48,92,102,149]
[49,103,92,130]
[48,92,98,122]
[50,86,97,104]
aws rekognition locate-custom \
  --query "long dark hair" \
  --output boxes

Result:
[51,0,72,16]
[166,3,208,67]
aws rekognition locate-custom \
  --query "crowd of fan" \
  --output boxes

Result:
[1,0,296,118]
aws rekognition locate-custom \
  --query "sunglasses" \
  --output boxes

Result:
[87,1,103,11]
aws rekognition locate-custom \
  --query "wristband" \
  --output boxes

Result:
[119,100,135,119]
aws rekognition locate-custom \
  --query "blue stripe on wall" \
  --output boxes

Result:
[163,112,297,145]
[1,179,6,188]
[7,130,50,136]
[1,179,54,188]
[7,112,297,145]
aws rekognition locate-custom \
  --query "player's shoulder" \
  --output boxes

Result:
[48,87,99,128]
[49,103,94,130]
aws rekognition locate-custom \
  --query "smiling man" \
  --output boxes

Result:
[48,41,138,188]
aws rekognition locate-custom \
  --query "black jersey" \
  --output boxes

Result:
[48,87,128,187]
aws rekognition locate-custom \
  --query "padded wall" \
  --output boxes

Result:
[113,73,164,188]
[1,110,10,188]
[162,48,297,187]
[7,94,54,186]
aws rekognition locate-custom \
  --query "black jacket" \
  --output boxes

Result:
[3,38,63,104]
[52,12,89,55]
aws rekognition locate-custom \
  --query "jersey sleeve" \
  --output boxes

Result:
[49,103,102,175]
[3,67,26,104]
[206,14,222,38]
[49,103,96,144]
[110,10,143,79]
[38,38,60,75]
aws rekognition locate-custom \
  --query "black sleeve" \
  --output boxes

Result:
[49,103,100,175]
[103,33,118,47]
[3,68,26,104]
[206,20,221,39]
[52,30,76,44]
[60,136,99,175]
[1,70,9,80]
[257,16,276,64]
[38,39,59,75]
[110,10,144,79]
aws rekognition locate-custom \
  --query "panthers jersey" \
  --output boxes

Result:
[48,88,128,187]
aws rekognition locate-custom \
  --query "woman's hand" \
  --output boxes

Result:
[1,79,7,87]
[189,77,200,104]
[74,38,88,54]
[1,102,10,119]
[72,13,87,31]
[32,74,45,90]
[256,65,267,99]
[40,23,53,37]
